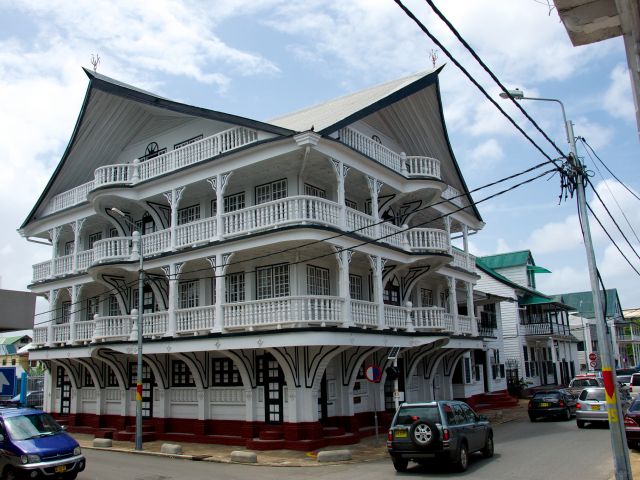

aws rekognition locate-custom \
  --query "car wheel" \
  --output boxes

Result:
[481,434,494,458]
[393,458,409,472]
[453,442,469,472]
[577,420,586,428]
[409,419,440,449]
[3,467,17,480]
[627,441,637,450]
[529,414,537,422]
[64,474,78,480]
[563,408,572,421]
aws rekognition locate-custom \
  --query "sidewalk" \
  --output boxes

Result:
[75,402,530,467]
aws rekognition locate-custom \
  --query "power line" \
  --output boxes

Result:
[393,0,565,170]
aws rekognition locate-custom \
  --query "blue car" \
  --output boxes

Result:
[0,408,85,479]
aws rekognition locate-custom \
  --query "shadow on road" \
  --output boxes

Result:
[393,453,501,477]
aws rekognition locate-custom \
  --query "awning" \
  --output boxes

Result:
[527,265,551,274]
[519,294,554,306]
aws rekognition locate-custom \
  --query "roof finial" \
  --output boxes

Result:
[429,49,439,69]
[90,53,101,73]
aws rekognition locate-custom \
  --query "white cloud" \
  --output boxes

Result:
[525,214,585,254]
[495,238,512,254]
[536,265,589,295]
[573,117,613,150]
[465,138,505,171]
[603,63,635,122]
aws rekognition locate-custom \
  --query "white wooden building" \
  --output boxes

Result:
[21,67,493,449]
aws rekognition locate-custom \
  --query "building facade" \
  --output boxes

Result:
[22,68,496,448]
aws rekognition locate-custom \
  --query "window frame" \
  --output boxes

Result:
[349,274,363,300]
[226,272,246,303]
[256,179,288,205]
[177,204,201,226]
[303,183,326,199]
[178,280,199,309]
[256,263,290,300]
[211,358,242,386]
[171,359,195,387]
[306,265,330,296]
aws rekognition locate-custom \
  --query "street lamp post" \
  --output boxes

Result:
[111,208,144,451]
[500,90,632,480]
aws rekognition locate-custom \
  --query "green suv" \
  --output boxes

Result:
[386,401,494,472]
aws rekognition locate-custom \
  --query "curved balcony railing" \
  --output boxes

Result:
[94,315,133,341]
[442,185,464,207]
[452,248,476,273]
[406,228,449,253]
[32,261,51,283]
[412,307,446,331]
[43,181,95,215]
[406,156,441,178]
[93,238,132,263]
[75,320,96,343]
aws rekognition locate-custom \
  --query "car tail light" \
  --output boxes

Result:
[442,428,450,441]
[576,403,581,409]
[631,385,634,392]
[388,430,393,441]
[528,401,532,409]
[625,416,638,427]
[559,400,565,407]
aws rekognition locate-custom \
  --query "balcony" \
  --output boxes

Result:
[43,127,259,216]
[31,302,479,347]
[452,248,476,273]
[521,322,572,337]
[33,195,459,283]
[338,127,441,179]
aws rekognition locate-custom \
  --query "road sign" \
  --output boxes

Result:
[590,360,597,368]
[365,365,382,383]
[0,367,16,396]
[589,352,597,361]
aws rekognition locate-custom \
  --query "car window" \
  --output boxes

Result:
[460,404,478,423]
[453,404,467,424]
[442,403,456,425]
[632,375,640,386]
[629,400,640,412]
[583,389,605,401]
[394,406,440,426]
[534,392,560,400]
[618,375,632,383]
[4,413,62,441]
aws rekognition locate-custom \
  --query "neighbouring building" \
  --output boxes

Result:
[560,289,638,369]
[0,289,36,332]
[21,67,498,449]
[476,250,578,390]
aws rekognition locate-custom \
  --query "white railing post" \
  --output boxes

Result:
[448,276,459,334]
[400,152,408,175]
[130,309,139,341]
[402,224,411,250]
[214,254,225,333]
[466,281,475,335]
[131,231,141,261]
[336,249,353,327]
[367,176,382,239]
[91,314,99,342]
[369,255,385,330]
[165,263,179,337]
[405,301,415,332]
[131,158,140,184]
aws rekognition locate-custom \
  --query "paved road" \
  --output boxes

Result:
[77,417,615,479]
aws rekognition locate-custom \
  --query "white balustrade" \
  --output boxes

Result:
[52,324,70,344]
[406,228,449,252]
[93,238,132,263]
[142,229,171,256]
[351,300,378,328]
[380,222,405,248]
[94,315,132,340]
[176,305,215,334]
[384,305,407,330]
[224,196,339,237]
[76,250,94,271]
[210,387,245,404]
[170,388,198,403]
[94,164,132,187]
[175,217,217,248]
[44,180,95,215]
[412,307,446,331]
[74,320,96,343]
[458,315,474,335]
[105,389,122,401]
[443,313,455,332]
[346,208,377,239]
[405,156,441,179]
[442,185,464,207]
[52,254,73,276]
[339,127,403,172]
[33,327,48,346]
[142,311,168,337]
[452,248,476,273]
[223,296,343,330]
[32,261,51,282]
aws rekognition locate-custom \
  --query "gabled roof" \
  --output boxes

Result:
[559,289,623,319]
[480,250,534,270]
[0,335,28,346]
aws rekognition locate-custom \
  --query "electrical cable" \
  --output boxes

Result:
[393,0,565,170]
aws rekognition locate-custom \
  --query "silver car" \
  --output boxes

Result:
[576,387,630,428]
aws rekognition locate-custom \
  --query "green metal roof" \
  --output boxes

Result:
[0,336,26,345]
[519,294,556,306]
[527,265,551,274]
[559,289,622,319]
[480,250,533,269]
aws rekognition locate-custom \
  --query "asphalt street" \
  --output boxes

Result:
[76,417,615,480]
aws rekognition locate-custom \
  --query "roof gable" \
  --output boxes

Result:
[559,289,622,319]
[480,250,534,270]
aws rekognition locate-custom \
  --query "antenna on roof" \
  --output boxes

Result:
[90,54,101,73]
[429,49,439,69]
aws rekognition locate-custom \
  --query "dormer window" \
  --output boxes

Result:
[140,142,166,162]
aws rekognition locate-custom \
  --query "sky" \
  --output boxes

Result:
[0,0,638,318]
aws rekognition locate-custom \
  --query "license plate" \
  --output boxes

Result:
[539,402,550,407]
[54,465,67,473]
[591,404,601,411]
[395,429,408,438]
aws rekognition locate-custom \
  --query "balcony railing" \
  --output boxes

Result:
[521,322,572,336]
[44,127,259,216]
[31,303,480,346]
[442,185,464,208]
[452,248,476,273]
[338,127,441,180]
[34,196,461,283]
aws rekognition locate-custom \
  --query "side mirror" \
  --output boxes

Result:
[478,414,488,422]
[0,433,4,442]
[60,425,68,431]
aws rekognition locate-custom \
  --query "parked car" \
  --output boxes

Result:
[630,373,640,400]
[624,398,640,449]
[0,407,86,479]
[387,401,493,472]
[2,391,44,410]
[528,390,577,421]
[576,387,615,428]
[566,376,603,398]
[617,368,639,376]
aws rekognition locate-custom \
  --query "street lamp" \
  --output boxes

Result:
[111,207,144,451]
[500,91,632,479]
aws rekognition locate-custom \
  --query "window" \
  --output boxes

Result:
[178,204,200,225]
[304,183,326,199]
[178,281,199,309]
[106,367,118,387]
[109,228,119,238]
[171,360,195,387]
[60,302,71,324]
[256,264,290,300]
[364,199,372,216]
[464,357,472,384]
[86,296,99,321]
[211,358,242,386]
[349,274,363,300]
[64,241,74,256]
[140,142,166,161]
[226,273,245,303]
[307,265,329,296]
[174,134,203,150]
[108,295,119,316]
[345,199,357,210]
[256,179,288,205]
[421,288,433,307]
[211,192,245,215]
[83,368,94,387]
[88,232,102,249]
[577,341,585,352]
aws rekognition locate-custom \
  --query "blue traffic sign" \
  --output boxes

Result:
[0,367,16,396]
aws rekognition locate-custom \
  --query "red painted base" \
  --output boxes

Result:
[50,410,392,451]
